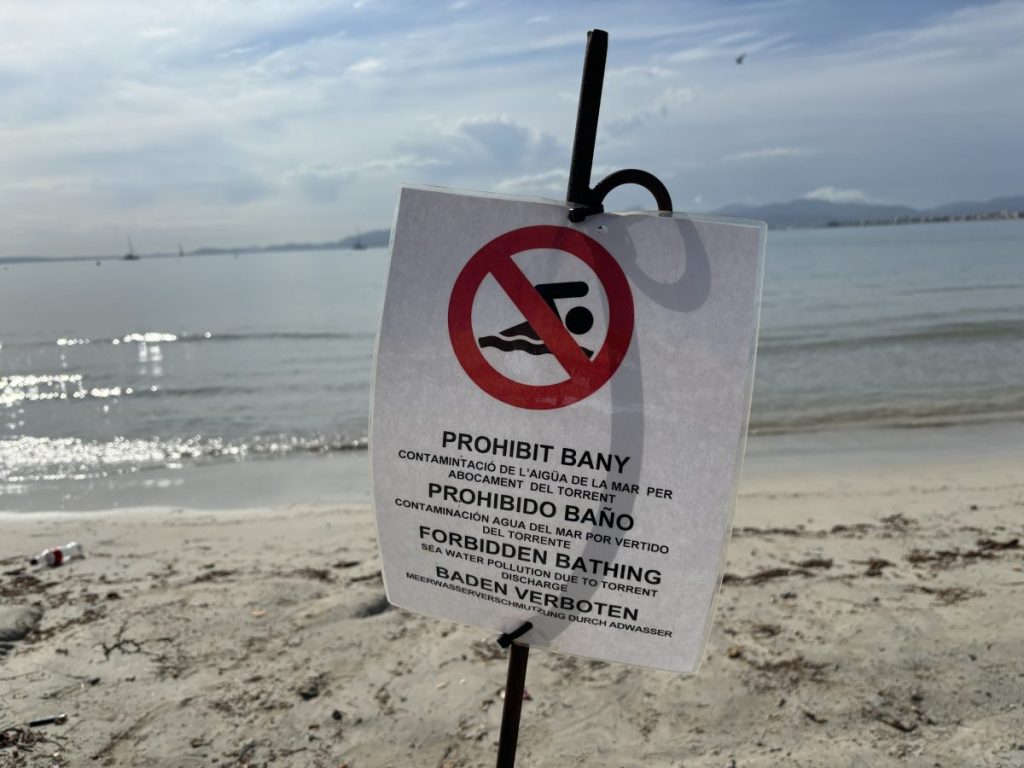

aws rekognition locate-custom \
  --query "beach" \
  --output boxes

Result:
[3,2,1022,764]
[3,220,1022,765]
[3,425,1023,767]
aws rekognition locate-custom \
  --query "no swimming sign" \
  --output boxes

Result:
[447,224,634,410]
[371,185,765,673]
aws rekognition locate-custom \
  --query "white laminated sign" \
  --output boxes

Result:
[371,185,765,672]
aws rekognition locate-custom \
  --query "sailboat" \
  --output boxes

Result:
[124,238,140,261]
[351,231,367,251]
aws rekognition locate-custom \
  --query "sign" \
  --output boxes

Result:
[372,185,765,672]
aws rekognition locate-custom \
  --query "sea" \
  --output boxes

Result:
[1,219,1022,511]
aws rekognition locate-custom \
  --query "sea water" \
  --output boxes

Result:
[1,220,1021,505]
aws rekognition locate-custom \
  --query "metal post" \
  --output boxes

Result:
[494,29,612,768]
[496,642,531,768]
[566,29,609,208]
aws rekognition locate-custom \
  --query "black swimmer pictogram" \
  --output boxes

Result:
[478,281,595,358]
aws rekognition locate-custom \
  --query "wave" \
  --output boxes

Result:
[132,384,262,398]
[750,389,1024,435]
[3,387,1022,484]
[0,432,369,484]
[900,282,1024,296]
[185,331,376,343]
[760,319,1024,354]
[0,329,376,351]
[0,378,269,405]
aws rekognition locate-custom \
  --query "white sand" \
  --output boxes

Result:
[2,432,1023,767]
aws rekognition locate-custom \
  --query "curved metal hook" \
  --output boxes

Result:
[592,169,673,212]
[568,168,673,222]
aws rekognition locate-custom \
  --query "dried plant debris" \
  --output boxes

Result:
[740,654,830,691]
[29,608,107,644]
[1,723,69,766]
[855,558,894,577]
[722,567,813,586]
[750,622,782,638]
[348,570,383,584]
[1,725,46,751]
[830,523,874,536]
[880,513,918,530]
[795,557,833,570]
[733,526,807,538]
[190,569,238,584]
[907,585,984,605]
[470,639,506,662]
[100,622,174,659]
[0,573,52,600]
[976,537,1020,551]
[865,686,935,734]
[905,537,1019,571]
[802,708,828,724]
[289,567,336,583]
[906,549,961,568]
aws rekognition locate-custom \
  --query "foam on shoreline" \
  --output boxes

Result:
[3,420,1022,514]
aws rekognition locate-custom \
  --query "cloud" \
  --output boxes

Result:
[666,31,757,64]
[604,86,695,135]
[397,115,566,189]
[140,26,179,40]
[609,65,675,80]
[803,187,871,204]
[495,162,623,199]
[286,156,441,202]
[347,57,387,76]
[458,117,534,159]
[664,29,792,64]
[722,147,815,162]
[495,169,568,196]
[3,1,1023,256]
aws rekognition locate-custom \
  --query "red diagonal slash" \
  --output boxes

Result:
[448,224,633,410]
[487,252,593,378]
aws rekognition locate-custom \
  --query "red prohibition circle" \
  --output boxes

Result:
[448,225,634,410]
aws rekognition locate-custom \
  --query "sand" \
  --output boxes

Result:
[2,433,1023,767]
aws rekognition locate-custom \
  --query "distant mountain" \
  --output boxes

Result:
[346,229,391,248]
[1,229,392,264]
[192,228,391,255]
[714,200,917,229]
[924,196,1024,217]
[6,197,1023,264]
[713,195,1024,229]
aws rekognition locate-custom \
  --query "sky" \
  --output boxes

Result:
[1,0,1022,257]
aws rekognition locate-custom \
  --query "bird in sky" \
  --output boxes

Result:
[735,53,747,65]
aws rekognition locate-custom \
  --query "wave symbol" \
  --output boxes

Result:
[479,335,593,357]
[478,280,595,359]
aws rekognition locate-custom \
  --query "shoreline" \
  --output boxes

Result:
[3,419,1022,515]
